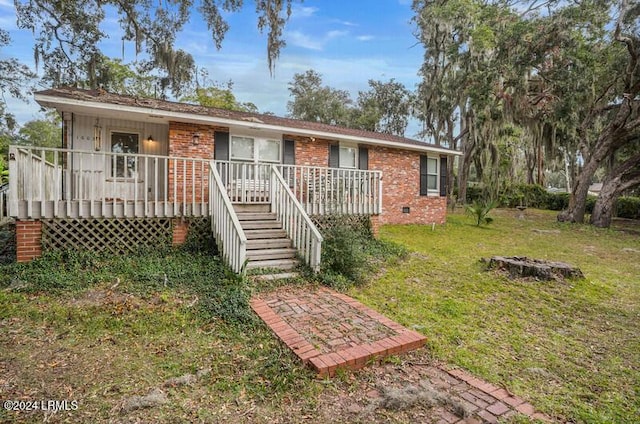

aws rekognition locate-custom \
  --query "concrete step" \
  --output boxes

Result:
[240,220,283,230]
[233,203,271,213]
[246,258,298,271]
[236,212,277,221]
[244,229,288,239]
[251,272,300,282]
[246,248,297,261]
[247,238,292,250]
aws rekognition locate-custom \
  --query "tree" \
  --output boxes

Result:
[181,81,258,112]
[412,0,525,201]
[556,0,640,224]
[590,147,640,227]
[287,70,353,126]
[14,0,298,96]
[90,55,157,98]
[17,114,62,149]
[354,79,412,136]
[0,29,35,129]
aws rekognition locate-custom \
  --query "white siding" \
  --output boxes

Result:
[71,115,168,200]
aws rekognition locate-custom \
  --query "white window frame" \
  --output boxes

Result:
[230,134,281,163]
[339,143,358,169]
[109,129,140,180]
[426,156,438,193]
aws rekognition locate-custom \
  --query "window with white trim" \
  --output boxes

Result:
[230,135,280,163]
[111,131,139,178]
[339,146,357,169]
[420,155,439,195]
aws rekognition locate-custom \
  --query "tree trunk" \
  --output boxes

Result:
[589,176,619,227]
[457,143,475,204]
[591,153,640,227]
[558,101,636,223]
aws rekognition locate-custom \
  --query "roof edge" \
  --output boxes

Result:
[35,91,462,156]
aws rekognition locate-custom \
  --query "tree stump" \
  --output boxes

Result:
[484,256,584,280]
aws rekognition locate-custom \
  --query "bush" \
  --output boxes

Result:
[615,196,640,219]
[465,186,483,203]
[318,221,407,288]
[547,192,570,211]
[320,224,370,285]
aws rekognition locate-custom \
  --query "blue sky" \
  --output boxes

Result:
[1,0,424,137]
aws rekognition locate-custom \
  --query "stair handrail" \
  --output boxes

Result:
[270,165,323,272]
[209,161,247,273]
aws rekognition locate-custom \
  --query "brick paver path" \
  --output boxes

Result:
[251,286,553,423]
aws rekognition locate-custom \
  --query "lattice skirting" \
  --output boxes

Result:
[183,217,215,251]
[310,214,372,237]
[41,218,173,255]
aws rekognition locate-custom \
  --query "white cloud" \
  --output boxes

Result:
[333,20,358,27]
[357,35,374,41]
[326,30,348,39]
[287,30,324,51]
[287,29,349,51]
[290,5,318,19]
[0,0,14,8]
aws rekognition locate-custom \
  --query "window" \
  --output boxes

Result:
[111,132,139,178]
[339,146,357,169]
[330,143,364,169]
[231,136,254,161]
[259,139,280,163]
[427,157,438,190]
[230,135,280,162]
[420,155,439,195]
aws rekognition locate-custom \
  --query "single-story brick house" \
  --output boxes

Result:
[7,87,460,272]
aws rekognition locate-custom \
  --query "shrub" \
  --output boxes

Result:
[320,224,370,285]
[465,186,483,203]
[497,184,550,209]
[465,199,497,226]
[615,196,640,219]
[318,221,407,288]
[547,192,570,211]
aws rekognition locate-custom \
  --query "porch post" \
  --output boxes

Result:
[8,146,18,217]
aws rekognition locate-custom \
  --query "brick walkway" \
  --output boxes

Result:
[250,287,427,376]
[250,287,552,423]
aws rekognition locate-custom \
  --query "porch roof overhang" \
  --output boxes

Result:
[35,90,462,157]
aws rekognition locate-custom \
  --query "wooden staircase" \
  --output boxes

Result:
[234,204,299,271]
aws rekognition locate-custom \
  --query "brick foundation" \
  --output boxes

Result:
[172,219,189,246]
[370,215,381,237]
[16,220,43,262]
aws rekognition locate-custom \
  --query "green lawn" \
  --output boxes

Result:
[349,208,640,423]
[0,209,638,423]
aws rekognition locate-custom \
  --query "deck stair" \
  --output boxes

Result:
[234,204,299,271]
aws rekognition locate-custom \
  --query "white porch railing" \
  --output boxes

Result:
[214,161,272,203]
[8,146,383,220]
[279,165,382,215]
[209,162,247,273]
[8,146,210,219]
[271,166,323,271]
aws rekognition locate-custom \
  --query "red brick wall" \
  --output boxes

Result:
[168,122,221,202]
[16,220,43,262]
[288,135,330,167]
[369,146,447,225]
